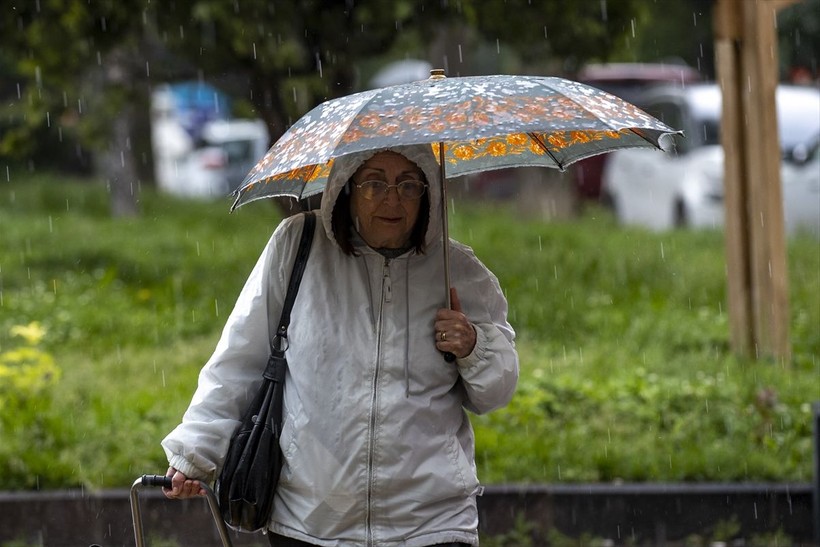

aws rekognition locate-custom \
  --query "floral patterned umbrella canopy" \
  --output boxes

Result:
[231,71,680,211]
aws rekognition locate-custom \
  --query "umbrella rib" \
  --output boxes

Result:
[527,132,565,170]
[626,127,665,150]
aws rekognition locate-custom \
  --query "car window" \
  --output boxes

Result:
[221,140,254,165]
[696,119,720,147]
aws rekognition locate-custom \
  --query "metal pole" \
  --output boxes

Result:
[437,141,457,364]
[130,475,234,547]
[439,141,451,310]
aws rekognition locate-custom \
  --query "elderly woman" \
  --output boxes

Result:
[161,143,518,546]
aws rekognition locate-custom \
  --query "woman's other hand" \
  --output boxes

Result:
[434,288,477,359]
[162,467,206,499]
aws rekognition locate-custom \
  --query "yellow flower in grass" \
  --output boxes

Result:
[10,322,46,345]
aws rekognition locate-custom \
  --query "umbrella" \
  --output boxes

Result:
[231,70,681,314]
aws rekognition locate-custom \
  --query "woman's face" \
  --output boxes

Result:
[349,151,426,249]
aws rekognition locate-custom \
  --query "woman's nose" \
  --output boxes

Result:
[382,185,402,204]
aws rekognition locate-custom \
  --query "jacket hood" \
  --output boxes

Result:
[319,144,443,250]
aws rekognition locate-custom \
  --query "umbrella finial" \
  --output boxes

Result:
[429,68,446,80]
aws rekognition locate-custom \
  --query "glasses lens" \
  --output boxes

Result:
[397,180,426,200]
[356,180,426,200]
[358,180,388,200]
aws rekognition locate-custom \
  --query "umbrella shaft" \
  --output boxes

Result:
[439,142,451,310]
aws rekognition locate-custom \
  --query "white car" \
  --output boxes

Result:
[152,118,270,200]
[601,84,820,236]
[782,135,820,236]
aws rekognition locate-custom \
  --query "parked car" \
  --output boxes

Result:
[150,82,270,199]
[153,118,270,199]
[572,62,702,201]
[601,83,820,235]
[782,134,820,236]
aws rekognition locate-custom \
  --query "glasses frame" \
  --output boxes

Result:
[353,179,428,201]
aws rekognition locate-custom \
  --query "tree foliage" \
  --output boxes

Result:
[463,0,648,72]
[1,0,650,213]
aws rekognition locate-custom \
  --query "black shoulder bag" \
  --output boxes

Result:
[216,211,316,532]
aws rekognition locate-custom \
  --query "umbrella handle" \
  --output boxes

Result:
[438,142,457,363]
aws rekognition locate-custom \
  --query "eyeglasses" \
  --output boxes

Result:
[353,179,427,201]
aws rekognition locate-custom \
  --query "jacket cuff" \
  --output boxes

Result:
[456,322,486,369]
[167,454,211,483]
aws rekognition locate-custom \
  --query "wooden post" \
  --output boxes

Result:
[714,0,751,356]
[713,0,795,362]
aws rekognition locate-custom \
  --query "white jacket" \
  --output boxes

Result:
[162,144,519,546]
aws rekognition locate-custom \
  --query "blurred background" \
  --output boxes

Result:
[1,1,819,545]
[1,0,817,224]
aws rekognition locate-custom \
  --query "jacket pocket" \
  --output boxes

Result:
[445,434,479,497]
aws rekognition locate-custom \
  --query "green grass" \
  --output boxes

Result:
[0,173,818,490]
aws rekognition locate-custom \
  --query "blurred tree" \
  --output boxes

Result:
[460,0,648,74]
[603,0,820,83]
[1,0,647,216]
[3,0,152,216]
[777,0,820,83]
[606,0,715,78]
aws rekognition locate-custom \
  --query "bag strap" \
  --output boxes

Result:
[268,212,316,354]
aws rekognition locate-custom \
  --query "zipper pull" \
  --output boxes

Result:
[383,258,392,303]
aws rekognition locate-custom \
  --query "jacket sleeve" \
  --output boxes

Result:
[160,215,303,482]
[450,242,519,415]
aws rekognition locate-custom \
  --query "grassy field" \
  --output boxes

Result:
[0,173,818,490]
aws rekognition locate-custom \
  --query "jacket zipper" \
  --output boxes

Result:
[366,256,391,546]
